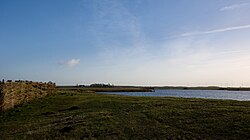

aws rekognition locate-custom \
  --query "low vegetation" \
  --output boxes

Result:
[0,89,250,139]
[56,86,153,92]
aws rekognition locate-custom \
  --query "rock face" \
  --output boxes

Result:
[0,81,56,111]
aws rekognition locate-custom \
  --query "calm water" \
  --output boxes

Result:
[99,89,250,101]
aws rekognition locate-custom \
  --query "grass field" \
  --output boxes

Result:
[0,89,250,139]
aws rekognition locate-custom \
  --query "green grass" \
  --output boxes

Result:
[1,90,250,139]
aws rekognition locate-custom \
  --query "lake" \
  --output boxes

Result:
[98,89,250,101]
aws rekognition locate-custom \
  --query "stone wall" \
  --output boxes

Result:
[0,80,56,111]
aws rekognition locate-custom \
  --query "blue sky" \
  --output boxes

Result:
[1,0,250,86]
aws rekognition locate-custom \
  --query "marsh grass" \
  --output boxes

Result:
[0,90,250,139]
[56,86,153,92]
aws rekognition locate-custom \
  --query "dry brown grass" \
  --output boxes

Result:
[1,81,56,111]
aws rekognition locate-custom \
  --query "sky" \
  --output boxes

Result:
[1,0,250,86]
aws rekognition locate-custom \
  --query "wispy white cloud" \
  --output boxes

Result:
[154,36,250,86]
[220,3,249,11]
[59,59,80,67]
[91,0,149,65]
[90,0,145,44]
[181,24,250,37]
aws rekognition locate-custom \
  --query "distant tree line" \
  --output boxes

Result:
[90,83,114,88]
[75,83,115,88]
[77,84,85,87]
